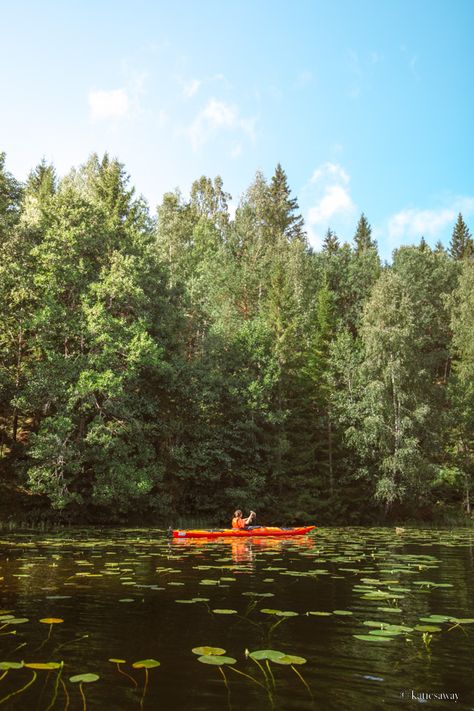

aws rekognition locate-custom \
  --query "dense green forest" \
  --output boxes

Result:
[1,152,473,525]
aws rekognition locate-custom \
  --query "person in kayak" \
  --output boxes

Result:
[232,510,256,529]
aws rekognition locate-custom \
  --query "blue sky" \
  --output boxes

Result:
[1,0,473,260]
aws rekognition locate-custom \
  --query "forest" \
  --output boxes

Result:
[0,151,473,526]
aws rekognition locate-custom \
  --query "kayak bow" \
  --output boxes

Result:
[171,525,315,539]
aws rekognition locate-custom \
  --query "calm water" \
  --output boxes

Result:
[0,527,473,710]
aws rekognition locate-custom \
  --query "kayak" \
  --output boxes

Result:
[171,525,315,539]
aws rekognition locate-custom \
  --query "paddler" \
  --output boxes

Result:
[232,509,256,529]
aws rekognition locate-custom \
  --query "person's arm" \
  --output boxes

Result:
[244,511,256,525]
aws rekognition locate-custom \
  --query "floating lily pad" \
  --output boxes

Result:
[418,615,450,623]
[212,609,238,615]
[132,659,160,669]
[4,618,29,624]
[192,647,226,656]
[272,654,307,665]
[333,610,353,616]
[108,658,126,664]
[69,673,99,683]
[414,625,442,632]
[449,618,474,625]
[25,662,62,670]
[353,635,392,642]
[0,662,23,670]
[197,655,236,665]
[249,650,285,661]
[307,611,332,616]
[39,618,63,624]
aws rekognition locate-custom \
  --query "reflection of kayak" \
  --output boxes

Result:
[172,525,315,539]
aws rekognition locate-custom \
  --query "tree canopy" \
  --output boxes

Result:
[0,154,472,525]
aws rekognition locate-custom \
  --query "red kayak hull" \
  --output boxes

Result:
[172,525,315,539]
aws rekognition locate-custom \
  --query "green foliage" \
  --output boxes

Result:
[449,213,473,261]
[0,152,470,523]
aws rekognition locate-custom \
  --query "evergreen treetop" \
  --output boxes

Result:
[449,213,473,260]
[353,212,376,254]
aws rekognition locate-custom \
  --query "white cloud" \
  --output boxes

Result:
[308,185,354,224]
[310,162,350,185]
[88,89,130,121]
[388,197,474,244]
[187,98,256,152]
[303,161,357,250]
[183,79,201,98]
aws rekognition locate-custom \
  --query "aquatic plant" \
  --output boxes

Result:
[132,659,160,710]
[69,673,99,711]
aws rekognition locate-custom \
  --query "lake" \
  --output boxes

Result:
[0,527,473,710]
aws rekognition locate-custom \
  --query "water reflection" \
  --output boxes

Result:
[172,534,315,569]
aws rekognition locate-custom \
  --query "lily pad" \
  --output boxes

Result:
[414,625,442,632]
[353,634,392,642]
[192,647,226,656]
[197,655,236,665]
[0,662,23,670]
[249,650,285,661]
[132,659,160,669]
[449,618,474,625]
[69,673,99,683]
[272,654,307,665]
[212,609,238,615]
[39,618,64,624]
[4,618,29,624]
[25,662,62,670]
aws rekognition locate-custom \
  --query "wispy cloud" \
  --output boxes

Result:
[310,162,350,185]
[387,197,474,244]
[187,98,256,152]
[88,88,130,121]
[303,161,357,249]
[183,79,201,98]
[180,73,225,99]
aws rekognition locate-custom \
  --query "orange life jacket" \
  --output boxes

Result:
[232,517,246,529]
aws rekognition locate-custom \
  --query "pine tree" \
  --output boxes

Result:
[26,159,57,202]
[449,213,473,260]
[267,163,305,242]
[322,228,340,254]
[354,213,376,253]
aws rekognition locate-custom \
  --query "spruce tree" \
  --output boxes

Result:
[354,213,376,253]
[449,213,473,260]
[267,163,305,242]
[322,228,340,254]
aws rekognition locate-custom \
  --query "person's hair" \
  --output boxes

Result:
[234,510,242,517]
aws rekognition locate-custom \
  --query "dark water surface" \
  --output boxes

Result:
[0,527,473,710]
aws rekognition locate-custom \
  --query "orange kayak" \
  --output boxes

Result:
[172,525,315,539]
